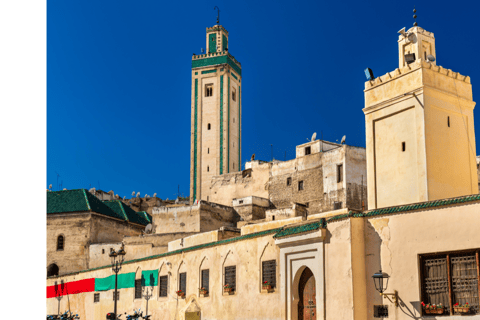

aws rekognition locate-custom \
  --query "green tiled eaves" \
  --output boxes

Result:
[192,54,241,76]
[48,227,283,279]
[47,189,90,214]
[201,69,217,74]
[273,219,326,239]
[231,72,238,80]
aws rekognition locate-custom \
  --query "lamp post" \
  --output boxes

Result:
[143,285,153,319]
[372,270,398,307]
[109,245,126,319]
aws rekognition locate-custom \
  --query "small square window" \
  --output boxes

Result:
[333,201,342,210]
[205,84,213,97]
[94,293,100,303]
[286,177,292,186]
[374,305,388,318]
[305,146,311,155]
[113,292,120,301]
[298,181,304,191]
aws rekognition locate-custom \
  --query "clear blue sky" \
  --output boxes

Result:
[47,0,480,200]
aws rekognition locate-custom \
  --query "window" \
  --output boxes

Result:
[337,164,343,183]
[305,146,311,155]
[102,249,105,254]
[208,148,209,154]
[420,250,480,315]
[298,180,304,191]
[232,87,236,101]
[113,292,120,301]
[239,200,243,204]
[205,85,213,97]
[272,215,275,221]
[179,272,187,295]
[57,235,64,251]
[135,279,142,299]
[374,305,388,318]
[94,293,100,303]
[47,264,59,277]
[402,142,406,152]
[262,260,276,289]
[286,177,292,186]
[208,123,211,130]
[233,162,235,169]
[334,201,342,210]
[225,266,236,292]
[207,166,209,172]
[201,269,209,293]
[448,116,450,127]
[233,117,235,123]
[159,275,168,297]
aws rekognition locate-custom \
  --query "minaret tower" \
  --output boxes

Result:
[363,19,477,210]
[190,23,242,203]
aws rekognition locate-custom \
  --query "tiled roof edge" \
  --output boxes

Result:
[47,226,283,279]
[82,189,91,211]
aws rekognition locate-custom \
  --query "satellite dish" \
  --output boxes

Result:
[144,224,153,234]
[49,184,52,189]
[136,192,140,197]
[311,132,317,142]
[132,191,135,196]
[341,135,346,144]
[427,54,435,62]
[153,193,157,198]
[251,154,255,161]
[398,27,406,37]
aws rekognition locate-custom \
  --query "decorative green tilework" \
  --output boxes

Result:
[231,72,238,80]
[193,79,198,201]
[192,55,241,76]
[273,220,324,239]
[228,76,230,173]
[208,33,216,53]
[201,69,217,74]
[238,85,241,169]
[222,34,228,51]
[220,75,224,174]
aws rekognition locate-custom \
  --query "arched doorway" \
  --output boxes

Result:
[47,264,59,277]
[298,267,316,320]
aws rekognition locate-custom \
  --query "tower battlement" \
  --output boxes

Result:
[206,25,229,35]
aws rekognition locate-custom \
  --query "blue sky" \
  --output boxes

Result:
[47,0,480,200]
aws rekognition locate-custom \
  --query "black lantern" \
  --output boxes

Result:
[372,270,389,294]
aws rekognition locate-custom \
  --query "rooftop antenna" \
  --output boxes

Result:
[413,6,417,26]
[214,6,220,24]
[55,172,60,191]
[201,48,204,54]
[270,144,273,161]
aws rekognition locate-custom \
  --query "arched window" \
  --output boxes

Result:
[57,235,64,251]
[47,264,59,277]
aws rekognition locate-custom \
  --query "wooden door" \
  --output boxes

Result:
[298,268,316,320]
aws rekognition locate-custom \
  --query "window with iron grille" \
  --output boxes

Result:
[57,235,64,251]
[179,272,186,295]
[201,269,209,293]
[420,249,480,315]
[225,266,236,292]
[113,292,120,301]
[374,305,388,318]
[159,275,168,297]
[262,260,276,289]
[94,293,100,303]
[135,279,142,299]
[333,201,342,210]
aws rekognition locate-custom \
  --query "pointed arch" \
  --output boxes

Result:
[47,263,59,277]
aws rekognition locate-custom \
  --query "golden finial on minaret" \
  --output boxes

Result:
[413,6,417,26]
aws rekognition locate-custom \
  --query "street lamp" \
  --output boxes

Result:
[109,245,126,319]
[372,270,398,307]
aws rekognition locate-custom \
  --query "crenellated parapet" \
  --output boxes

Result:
[206,25,228,35]
[192,51,242,76]
[365,59,471,90]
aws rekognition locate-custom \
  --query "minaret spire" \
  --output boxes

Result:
[214,6,220,24]
[413,6,417,26]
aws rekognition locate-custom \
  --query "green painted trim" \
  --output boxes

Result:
[238,85,241,169]
[273,219,326,239]
[201,69,217,74]
[193,79,198,201]
[94,272,135,291]
[141,270,158,286]
[230,72,238,80]
[228,76,230,173]
[208,33,216,53]
[192,55,241,76]
[220,75,224,175]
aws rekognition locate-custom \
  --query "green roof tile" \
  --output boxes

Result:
[103,201,150,226]
[274,219,325,239]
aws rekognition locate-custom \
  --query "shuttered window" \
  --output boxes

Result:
[135,279,142,299]
[420,250,480,315]
[179,272,186,295]
[225,266,236,291]
[201,269,209,292]
[159,275,168,297]
[262,260,276,288]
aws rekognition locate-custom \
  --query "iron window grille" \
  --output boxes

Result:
[134,279,142,299]
[159,275,168,297]
[374,305,388,318]
[94,293,100,303]
[420,249,480,315]
[262,260,276,289]
[225,266,236,292]
[201,269,209,293]
[57,235,64,251]
[179,272,187,295]
[333,201,342,210]
[113,292,120,301]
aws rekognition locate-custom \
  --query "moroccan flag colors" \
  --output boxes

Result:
[47,270,159,298]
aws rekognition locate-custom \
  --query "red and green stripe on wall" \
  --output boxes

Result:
[47,270,158,298]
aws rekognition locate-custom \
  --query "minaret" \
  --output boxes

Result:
[363,22,477,210]
[190,24,242,203]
